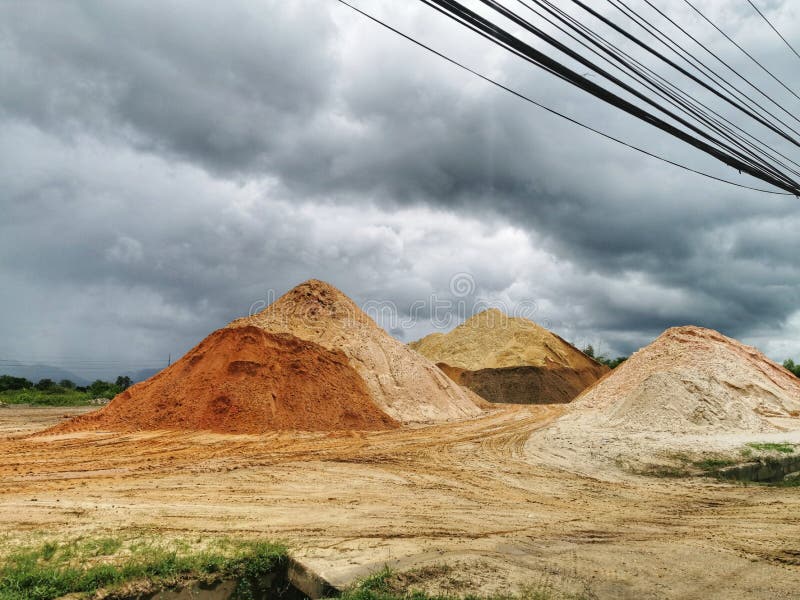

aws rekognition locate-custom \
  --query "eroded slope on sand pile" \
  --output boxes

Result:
[567,326,800,433]
[410,309,608,404]
[50,326,398,434]
[229,280,483,423]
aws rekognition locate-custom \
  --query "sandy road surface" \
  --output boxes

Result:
[1,405,800,599]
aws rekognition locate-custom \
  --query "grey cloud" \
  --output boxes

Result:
[2,0,800,376]
[1,1,337,172]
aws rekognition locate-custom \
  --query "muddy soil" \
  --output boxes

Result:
[2,405,800,599]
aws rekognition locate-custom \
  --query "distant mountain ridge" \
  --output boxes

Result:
[0,364,90,386]
[0,364,160,385]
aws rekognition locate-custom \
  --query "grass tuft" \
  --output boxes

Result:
[690,457,739,471]
[745,442,796,454]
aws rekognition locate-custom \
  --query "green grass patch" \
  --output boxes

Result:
[337,566,589,600]
[0,536,287,600]
[632,464,694,479]
[623,451,737,479]
[690,457,739,471]
[0,389,96,407]
[745,442,796,454]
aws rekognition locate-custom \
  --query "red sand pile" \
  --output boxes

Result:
[50,326,398,434]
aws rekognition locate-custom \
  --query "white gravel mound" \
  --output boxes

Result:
[567,326,800,434]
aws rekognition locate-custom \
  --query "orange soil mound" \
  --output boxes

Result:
[439,362,605,405]
[568,326,800,433]
[50,326,398,434]
[411,309,608,404]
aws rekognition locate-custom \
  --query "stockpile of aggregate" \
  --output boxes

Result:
[409,309,608,404]
[50,325,398,434]
[567,326,800,433]
[229,279,484,423]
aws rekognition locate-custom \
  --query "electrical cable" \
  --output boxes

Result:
[522,0,800,179]
[567,0,800,151]
[681,0,800,103]
[746,0,800,62]
[427,0,800,192]
[515,0,800,181]
[638,0,800,125]
[607,0,800,136]
[335,0,795,195]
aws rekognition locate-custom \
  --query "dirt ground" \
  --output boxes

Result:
[2,405,800,599]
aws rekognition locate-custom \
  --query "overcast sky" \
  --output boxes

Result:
[2,0,799,378]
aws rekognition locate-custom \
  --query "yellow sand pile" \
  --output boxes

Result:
[410,309,603,370]
[409,309,607,404]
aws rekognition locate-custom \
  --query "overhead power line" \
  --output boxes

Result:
[507,0,799,186]
[746,0,800,63]
[611,0,800,133]
[681,0,800,103]
[514,0,800,183]
[516,0,800,180]
[588,0,800,182]
[419,0,800,194]
[636,0,800,126]
[335,0,794,195]
[567,0,800,153]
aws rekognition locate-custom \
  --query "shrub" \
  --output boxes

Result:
[87,380,123,399]
[0,375,32,391]
[596,356,628,369]
[34,379,56,391]
[783,359,800,378]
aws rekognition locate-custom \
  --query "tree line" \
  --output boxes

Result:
[581,345,628,369]
[0,375,133,398]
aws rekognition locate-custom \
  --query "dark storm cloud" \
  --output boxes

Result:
[0,2,336,172]
[1,0,800,373]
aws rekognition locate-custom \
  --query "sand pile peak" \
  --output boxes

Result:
[50,326,398,434]
[569,325,800,433]
[409,309,603,372]
[258,279,374,326]
[229,280,483,423]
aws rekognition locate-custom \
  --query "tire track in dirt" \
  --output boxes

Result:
[3,405,800,598]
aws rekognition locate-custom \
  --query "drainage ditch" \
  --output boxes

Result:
[112,558,338,600]
[716,455,800,483]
